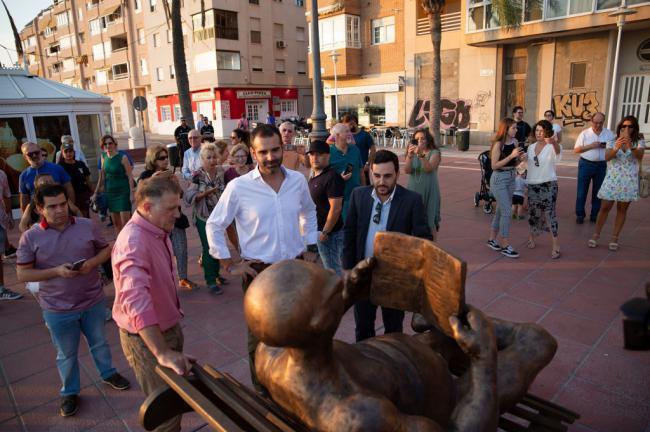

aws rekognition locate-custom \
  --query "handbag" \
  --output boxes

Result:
[175,211,191,229]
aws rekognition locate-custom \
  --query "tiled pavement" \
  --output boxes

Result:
[0,147,649,431]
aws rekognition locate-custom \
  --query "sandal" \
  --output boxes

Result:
[608,237,619,251]
[527,239,536,249]
[551,249,561,259]
[588,234,599,248]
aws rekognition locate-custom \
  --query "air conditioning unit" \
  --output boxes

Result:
[276,40,287,49]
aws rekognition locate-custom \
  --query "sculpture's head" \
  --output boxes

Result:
[244,260,345,348]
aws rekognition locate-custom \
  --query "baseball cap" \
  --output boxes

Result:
[306,140,330,154]
[62,143,74,151]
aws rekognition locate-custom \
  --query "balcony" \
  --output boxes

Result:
[309,48,362,79]
[416,11,462,35]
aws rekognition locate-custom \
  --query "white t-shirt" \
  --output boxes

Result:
[574,127,615,162]
[526,142,562,185]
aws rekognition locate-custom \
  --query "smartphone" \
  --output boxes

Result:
[343,163,354,175]
[600,142,607,148]
[71,259,86,271]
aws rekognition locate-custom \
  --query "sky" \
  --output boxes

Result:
[0,0,52,67]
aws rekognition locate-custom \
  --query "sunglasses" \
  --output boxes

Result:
[620,124,633,129]
[26,151,41,158]
[372,201,382,224]
[534,155,539,167]
[156,155,168,161]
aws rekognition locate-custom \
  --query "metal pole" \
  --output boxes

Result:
[308,0,328,142]
[141,110,147,149]
[331,51,339,122]
[606,19,623,130]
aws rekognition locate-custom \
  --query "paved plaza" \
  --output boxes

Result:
[0,146,649,431]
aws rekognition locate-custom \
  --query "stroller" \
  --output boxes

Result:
[474,150,495,214]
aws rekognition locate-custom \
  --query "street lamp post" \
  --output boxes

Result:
[330,50,340,122]
[606,0,637,130]
[308,0,329,142]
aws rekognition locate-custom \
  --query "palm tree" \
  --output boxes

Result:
[171,0,193,128]
[419,0,526,146]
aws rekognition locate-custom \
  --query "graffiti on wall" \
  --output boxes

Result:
[408,98,472,129]
[552,91,600,128]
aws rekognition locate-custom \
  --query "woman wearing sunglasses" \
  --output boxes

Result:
[526,120,562,259]
[589,115,645,251]
[139,146,197,291]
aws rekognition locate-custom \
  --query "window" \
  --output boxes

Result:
[138,28,145,45]
[570,62,587,88]
[134,0,142,11]
[112,63,129,80]
[140,58,148,75]
[296,26,305,41]
[92,43,105,60]
[150,0,157,12]
[295,0,304,5]
[103,9,122,27]
[275,59,285,74]
[169,64,175,79]
[173,104,181,120]
[215,9,238,40]
[156,67,164,81]
[252,56,263,71]
[167,29,173,43]
[56,12,69,27]
[371,16,395,45]
[43,27,55,37]
[249,0,259,4]
[77,7,83,20]
[96,70,108,85]
[274,23,284,39]
[524,0,543,21]
[63,58,74,71]
[250,18,261,43]
[88,0,99,9]
[89,19,100,35]
[27,36,36,47]
[314,14,360,51]
[60,36,72,50]
[161,106,172,121]
[216,50,241,70]
[79,33,85,43]
[596,0,647,9]
[48,44,60,56]
[297,60,306,75]
[153,33,160,47]
[638,39,650,62]
[280,100,296,113]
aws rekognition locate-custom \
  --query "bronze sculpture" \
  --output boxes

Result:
[244,258,558,431]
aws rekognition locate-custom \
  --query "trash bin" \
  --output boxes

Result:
[167,143,180,167]
[620,297,650,350]
[456,128,470,151]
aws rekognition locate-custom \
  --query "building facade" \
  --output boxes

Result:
[307,0,407,127]
[405,0,650,146]
[21,0,312,139]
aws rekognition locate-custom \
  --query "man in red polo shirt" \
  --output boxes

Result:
[16,183,130,418]
[112,172,195,432]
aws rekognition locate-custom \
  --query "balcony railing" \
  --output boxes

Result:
[112,72,129,80]
[416,11,461,35]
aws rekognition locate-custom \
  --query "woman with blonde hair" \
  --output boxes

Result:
[224,143,251,184]
[486,118,525,258]
[185,142,228,294]
[93,135,133,233]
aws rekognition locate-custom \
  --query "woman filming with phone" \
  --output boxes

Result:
[486,118,525,258]
[405,129,441,240]
[589,115,645,251]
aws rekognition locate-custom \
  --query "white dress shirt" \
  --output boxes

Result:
[363,187,396,260]
[574,127,615,162]
[526,142,562,185]
[182,147,202,180]
[206,166,318,263]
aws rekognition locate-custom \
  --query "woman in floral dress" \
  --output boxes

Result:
[589,115,645,251]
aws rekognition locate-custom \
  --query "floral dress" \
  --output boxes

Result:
[597,140,645,202]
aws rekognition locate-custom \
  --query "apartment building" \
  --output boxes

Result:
[306,0,407,126]
[405,0,650,145]
[21,0,312,139]
[21,0,149,134]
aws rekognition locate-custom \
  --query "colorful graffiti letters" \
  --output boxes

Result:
[408,98,472,129]
[552,91,600,128]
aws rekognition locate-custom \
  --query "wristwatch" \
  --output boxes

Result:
[306,244,319,254]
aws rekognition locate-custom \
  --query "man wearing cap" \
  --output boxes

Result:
[307,140,345,276]
[55,135,87,165]
[173,117,192,166]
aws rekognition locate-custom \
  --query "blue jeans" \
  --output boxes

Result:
[42,300,116,396]
[490,169,515,239]
[317,230,344,276]
[576,158,607,220]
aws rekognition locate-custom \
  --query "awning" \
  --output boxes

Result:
[100,4,121,16]
[39,15,54,29]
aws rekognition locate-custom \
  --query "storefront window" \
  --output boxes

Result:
[77,114,102,180]
[33,115,71,162]
[0,116,28,197]
[338,94,386,126]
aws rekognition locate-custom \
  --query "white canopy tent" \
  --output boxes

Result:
[0,67,113,205]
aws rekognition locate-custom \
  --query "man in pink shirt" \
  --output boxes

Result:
[112,173,195,432]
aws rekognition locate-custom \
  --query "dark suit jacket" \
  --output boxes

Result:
[343,184,432,270]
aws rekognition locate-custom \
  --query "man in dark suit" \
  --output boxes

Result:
[343,150,432,342]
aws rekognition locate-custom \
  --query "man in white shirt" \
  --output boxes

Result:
[181,129,203,180]
[196,115,206,131]
[206,124,318,393]
[573,112,615,224]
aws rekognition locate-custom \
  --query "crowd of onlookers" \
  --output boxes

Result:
[0,107,645,425]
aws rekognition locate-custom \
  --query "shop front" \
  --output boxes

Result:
[324,83,400,126]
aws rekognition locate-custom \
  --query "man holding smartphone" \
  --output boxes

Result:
[573,112,615,224]
[329,123,366,221]
[16,183,130,418]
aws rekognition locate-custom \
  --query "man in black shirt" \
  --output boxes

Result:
[58,142,92,217]
[512,106,531,147]
[173,117,192,166]
[307,140,345,276]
